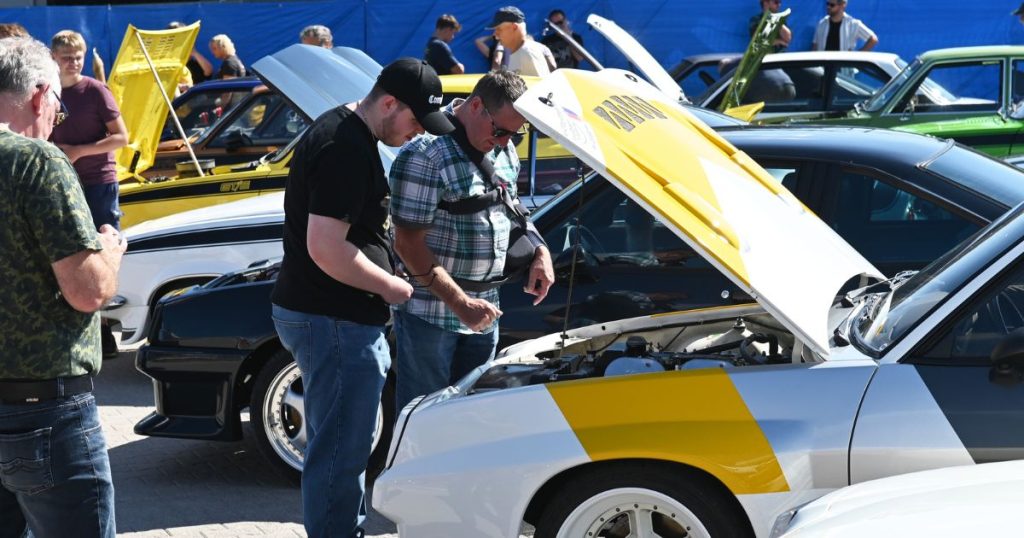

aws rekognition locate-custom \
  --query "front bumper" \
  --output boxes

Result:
[134,344,251,441]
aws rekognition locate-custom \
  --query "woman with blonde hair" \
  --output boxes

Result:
[209,33,245,79]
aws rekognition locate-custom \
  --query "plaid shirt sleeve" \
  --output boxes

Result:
[389,141,443,229]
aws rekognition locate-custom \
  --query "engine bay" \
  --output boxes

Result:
[471,315,802,392]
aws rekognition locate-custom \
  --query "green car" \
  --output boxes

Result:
[814,46,1024,157]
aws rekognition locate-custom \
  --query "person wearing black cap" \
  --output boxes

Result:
[389,69,555,414]
[270,57,452,538]
[488,5,557,76]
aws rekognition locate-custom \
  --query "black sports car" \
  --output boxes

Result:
[135,125,1024,478]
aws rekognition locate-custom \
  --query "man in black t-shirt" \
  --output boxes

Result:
[540,9,584,69]
[425,14,464,74]
[271,58,453,538]
[209,34,245,79]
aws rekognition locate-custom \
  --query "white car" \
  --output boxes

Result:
[695,50,907,122]
[371,67,1024,537]
[773,460,1024,537]
[105,45,395,344]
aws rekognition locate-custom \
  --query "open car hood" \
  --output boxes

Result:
[252,44,379,122]
[514,69,883,358]
[251,44,397,163]
[586,14,687,104]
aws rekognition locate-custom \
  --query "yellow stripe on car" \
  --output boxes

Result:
[547,368,789,494]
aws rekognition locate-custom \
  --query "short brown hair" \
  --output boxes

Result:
[435,14,461,32]
[469,69,527,111]
[51,30,86,52]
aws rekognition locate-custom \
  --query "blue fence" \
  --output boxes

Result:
[2,0,1021,80]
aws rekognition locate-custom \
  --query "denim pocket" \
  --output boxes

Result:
[273,317,312,376]
[0,427,53,495]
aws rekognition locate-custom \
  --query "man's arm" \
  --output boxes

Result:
[524,245,554,305]
[860,35,878,51]
[307,214,412,304]
[393,225,500,332]
[52,224,125,313]
[59,116,128,163]
[191,49,214,77]
[450,62,465,75]
[778,24,792,47]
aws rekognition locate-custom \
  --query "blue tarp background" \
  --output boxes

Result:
[2,0,1021,79]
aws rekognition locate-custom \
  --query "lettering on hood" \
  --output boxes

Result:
[593,95,667,132]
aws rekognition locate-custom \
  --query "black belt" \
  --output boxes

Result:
[0,375,93,405]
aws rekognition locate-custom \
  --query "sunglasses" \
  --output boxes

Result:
[482,104,521,138]
[550,19,566,25]
[37,84,68,127]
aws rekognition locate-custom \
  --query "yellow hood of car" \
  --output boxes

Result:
[514,68,882,358]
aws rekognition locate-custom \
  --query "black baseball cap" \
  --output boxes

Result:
[377,58,454,135]
[486,6,526,28]
[1014,2,1024,15]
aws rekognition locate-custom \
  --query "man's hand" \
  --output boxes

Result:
[524,246,554,306]
[98,224,127,256]
[453,296,502,332]
[57,144,82,163]
[381,275,414,305]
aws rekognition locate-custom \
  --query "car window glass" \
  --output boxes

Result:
[828,63,891,111]
[162,89,251,142]
[542,179,704,270]
[896,61,1002,114]
[832,169,979,266]
[738,65,825,114]
[1013,59,1024,107]
[922,262,1024,361]
[208,93,288,148]
[680,64,723,100]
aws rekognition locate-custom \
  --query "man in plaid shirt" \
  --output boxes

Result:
[390,70,554,411]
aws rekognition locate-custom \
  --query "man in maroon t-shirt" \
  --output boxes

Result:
[50,30,129,359]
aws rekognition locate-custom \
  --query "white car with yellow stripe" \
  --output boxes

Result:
[371,67,1024,537]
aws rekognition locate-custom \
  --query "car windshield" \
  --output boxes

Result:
[854,204,1024,353]
[863,58,956,112]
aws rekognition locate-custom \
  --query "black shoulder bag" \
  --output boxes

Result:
[437,143,543,293]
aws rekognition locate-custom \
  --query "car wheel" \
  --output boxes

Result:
[535,464,751,538]
[250,349,391,482]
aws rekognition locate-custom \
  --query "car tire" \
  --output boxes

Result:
[534,463,752,538]
[250,349,394,483]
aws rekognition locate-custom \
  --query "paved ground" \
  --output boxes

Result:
[97,349,399,538]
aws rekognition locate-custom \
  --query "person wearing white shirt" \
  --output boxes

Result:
[812,0,877,52]
[487,6,556,77]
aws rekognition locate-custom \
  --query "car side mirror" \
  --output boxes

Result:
[554,245,599,285]
[899,96,917,122]
[989,328,1024,385]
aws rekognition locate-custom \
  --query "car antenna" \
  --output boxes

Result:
[559,160,587,356]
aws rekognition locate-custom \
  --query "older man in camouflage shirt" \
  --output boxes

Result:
[0,37,125,538]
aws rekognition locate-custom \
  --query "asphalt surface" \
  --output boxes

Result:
[96,348,399,538]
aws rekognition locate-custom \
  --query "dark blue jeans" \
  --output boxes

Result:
[393,309,499,412]
[272,305,388,538]
[0,393,115,538]
[81,182,120,231]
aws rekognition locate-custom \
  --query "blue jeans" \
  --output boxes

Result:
[272,305,389,538]
[0,393,115,538]
[81,182,120,231]
[393,310,498,412]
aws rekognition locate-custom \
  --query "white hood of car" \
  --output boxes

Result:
[124,192,284,240]
[784,461,1024,537]
[586,14,687,104]
[252,44,378,122]
[514,68,883,358]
